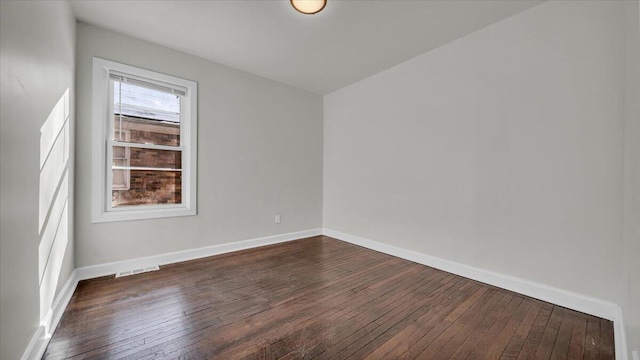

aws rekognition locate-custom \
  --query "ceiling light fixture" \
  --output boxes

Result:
[290,0,326,15]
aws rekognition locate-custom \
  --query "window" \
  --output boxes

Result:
[92,58,197,222]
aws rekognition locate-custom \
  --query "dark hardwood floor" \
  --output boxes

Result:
[43,236,615,360]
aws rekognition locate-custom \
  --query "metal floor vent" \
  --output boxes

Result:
[115,265,160,278]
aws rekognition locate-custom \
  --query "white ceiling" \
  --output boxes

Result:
[70,0,543,95]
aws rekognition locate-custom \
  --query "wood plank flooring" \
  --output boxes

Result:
[43,236,615,360]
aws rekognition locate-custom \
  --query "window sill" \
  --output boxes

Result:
[92,205,196,223]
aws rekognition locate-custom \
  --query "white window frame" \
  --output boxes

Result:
[92,57,197,223]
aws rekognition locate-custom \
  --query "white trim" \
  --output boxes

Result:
[108,202,185,213]
[614,307,629,360]
[93,205,196,223]
[20,326,46,360]
[322,228,629,360]
[112,166,182,172]
[76,229,323,280]
[92,57,197,223]
[45,270,78,336]
[109,140,182,152]
[22,270,79,360]
[109,70,188,96]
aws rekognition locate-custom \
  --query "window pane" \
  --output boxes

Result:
[127,147,181,169]
[112,170,182,207]
[112,158,129,190]
[114,80,180,118]
[113,146,127,159]
[112,146,181,170]
[112,115,180,147]
[111,146,182,206]
[112,79,181,146]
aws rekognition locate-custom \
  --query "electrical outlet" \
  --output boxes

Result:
[275,215,281,224]
[632,350,639,360]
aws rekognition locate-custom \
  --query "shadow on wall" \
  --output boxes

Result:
[38,88,70,335]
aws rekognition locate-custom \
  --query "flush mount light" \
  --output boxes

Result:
[290,0,327,15]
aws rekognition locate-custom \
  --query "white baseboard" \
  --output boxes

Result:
[47,270,78,336]
[21,269,78,360]
[614,306,629,360]
[322,228,628,360]
[75,228,322,280]
[20,326,46,360]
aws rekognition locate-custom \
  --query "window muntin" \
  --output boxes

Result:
[92,58,197,223]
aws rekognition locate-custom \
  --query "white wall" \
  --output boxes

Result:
[75,23,323,267]
[623,0,640,356]
[0,1,76,359]
[324,0,625,309]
